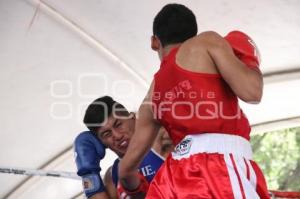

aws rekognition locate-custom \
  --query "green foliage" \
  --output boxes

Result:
[251,127,300,191]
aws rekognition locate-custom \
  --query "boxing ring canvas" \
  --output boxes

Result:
[0,0,300,198]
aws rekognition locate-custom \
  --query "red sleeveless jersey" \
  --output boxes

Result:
[152,48,251,145]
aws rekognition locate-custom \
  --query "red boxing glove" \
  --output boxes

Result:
[225,31,261,70]
[118,173,149,199]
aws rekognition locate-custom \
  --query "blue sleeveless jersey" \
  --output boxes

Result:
[112,149,165,187]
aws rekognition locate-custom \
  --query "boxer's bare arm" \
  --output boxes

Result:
[195,31,263,103]
[119,81,161,190]
[103,166,117,199]
[89,192,110,199]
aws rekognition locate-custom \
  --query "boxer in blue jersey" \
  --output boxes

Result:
[104,127,171,199]
[75,96,173,199]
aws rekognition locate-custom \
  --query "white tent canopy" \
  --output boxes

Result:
[1,0,300,198]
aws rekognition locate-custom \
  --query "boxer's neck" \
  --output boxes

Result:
[161,43,181,59]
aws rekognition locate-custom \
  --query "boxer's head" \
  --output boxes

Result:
[151,3,197,60]
[158,128,174,153]
[84,96,135,157]
[152,127,174,158]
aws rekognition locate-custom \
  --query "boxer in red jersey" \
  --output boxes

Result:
[119,3,270,199]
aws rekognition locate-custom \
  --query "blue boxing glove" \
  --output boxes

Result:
[74,131,106,198]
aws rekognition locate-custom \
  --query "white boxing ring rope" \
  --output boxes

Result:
[0,166,80,180]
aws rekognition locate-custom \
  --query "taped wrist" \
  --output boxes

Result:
[81,172,105,198]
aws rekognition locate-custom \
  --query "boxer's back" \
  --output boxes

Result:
[153,32,251,145]
[175,32,221,75]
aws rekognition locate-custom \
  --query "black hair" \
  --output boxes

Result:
[153,3,197,47]
[83,96,129,132]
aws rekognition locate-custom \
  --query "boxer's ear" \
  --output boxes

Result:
[151,35,160,51]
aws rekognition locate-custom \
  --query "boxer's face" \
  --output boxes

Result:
[96,112,135,157]
[160,129,173,146]
[157,127,173,153]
